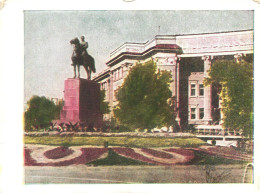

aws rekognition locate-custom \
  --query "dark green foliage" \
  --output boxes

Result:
[204,58,253,138]
[190,151,247,165]
[24,96,62,131]
[54,101,63,120]
[114,60,175,131]
[100,90,110,114]
[86,149,151,166]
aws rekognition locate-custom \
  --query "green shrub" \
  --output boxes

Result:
[24,136,205,148]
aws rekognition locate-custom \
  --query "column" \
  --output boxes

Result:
[202,56,213,124]
[108,71,114,116]
[219,95,224,125]
[175,56,181,127]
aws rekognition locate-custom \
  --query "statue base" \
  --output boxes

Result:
[60,78,103,127]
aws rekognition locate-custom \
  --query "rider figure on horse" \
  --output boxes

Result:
[70,36,95,80]
[80,36,88,56]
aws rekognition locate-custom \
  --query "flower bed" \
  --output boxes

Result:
[113,148,194,165]
[43,147,74,159]
[24,147,108,166]
[24,145,250,166]
[24,148,39,166]
[163,148,195,162]
[141,148,174,159]
[52,148,108,166]
[112,147,162,165]
[25,146,197,166]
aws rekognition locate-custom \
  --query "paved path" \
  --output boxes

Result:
[25,165,248,184]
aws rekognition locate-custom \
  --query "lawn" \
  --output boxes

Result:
[24,136,206,148]
[189,150,247,165]
[86,149,152,166]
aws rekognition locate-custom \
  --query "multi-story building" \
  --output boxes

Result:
[93,29,253,130]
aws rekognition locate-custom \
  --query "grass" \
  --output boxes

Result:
[190,150,247,165]
[24,136,205,148]
[86,149,151,166]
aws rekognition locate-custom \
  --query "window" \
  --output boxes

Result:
[199,84,204,96]
[103,82,107,90]
[191,108,196,119]
[199,108,204,119]
[191,84,196,96]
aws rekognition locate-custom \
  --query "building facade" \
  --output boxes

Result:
[93,29,253,130]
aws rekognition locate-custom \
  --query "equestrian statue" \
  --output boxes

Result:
[70,36,96,80]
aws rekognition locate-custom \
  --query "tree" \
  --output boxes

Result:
[24,96,62,131]
[100,90,110,115]
[204,57,253,137]
[113,59,175,131]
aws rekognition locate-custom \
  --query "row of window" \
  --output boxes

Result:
[190,108,204,120]
[101,82,108,90]
[190,83,204,97]
[113,67,124,81]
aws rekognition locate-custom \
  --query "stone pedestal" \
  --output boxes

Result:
[60,78,103,127]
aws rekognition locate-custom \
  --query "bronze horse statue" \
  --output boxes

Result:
[70,38,96,80]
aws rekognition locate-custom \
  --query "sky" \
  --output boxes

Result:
[24,10,254,104]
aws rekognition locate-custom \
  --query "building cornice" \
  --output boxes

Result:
[106,44,182,67]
